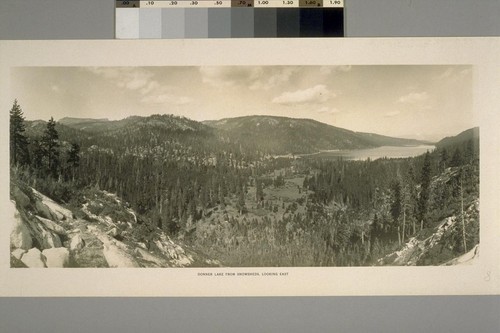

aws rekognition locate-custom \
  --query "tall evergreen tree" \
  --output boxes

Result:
[237,185,246,215]
[67,142,80,181]
[439,148,449,172]
[406,164,418,234]
[390,180,402,244]
[450,147,463,167]
[417,151,432,229]
[67,143,80,168]
[30,139,44,171]
[256,178,264,203]
[42,117,60,178]
[465,139,475,164]
[390,180,402,224]
[9,100,30,166]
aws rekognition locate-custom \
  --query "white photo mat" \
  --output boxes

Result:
[0,38,499,296]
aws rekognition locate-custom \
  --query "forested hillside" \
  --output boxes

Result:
[9,100,479,267]
[204,115,429,154]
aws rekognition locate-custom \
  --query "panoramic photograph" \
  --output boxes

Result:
[9,65,479,268]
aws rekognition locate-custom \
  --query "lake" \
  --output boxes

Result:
[303,145,435,161]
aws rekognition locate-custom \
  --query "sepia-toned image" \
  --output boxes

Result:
[0,38,498,297]
[8,64,479,268]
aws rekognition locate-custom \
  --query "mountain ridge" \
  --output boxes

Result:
[203,115,431,154]
[34,114,437,155]
[436,127,479,149]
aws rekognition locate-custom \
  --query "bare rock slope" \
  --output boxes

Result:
[10,184,218,268]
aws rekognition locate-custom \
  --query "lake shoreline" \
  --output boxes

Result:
[285,145,436,161]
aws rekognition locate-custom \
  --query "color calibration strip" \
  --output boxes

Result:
[116,0,344,38]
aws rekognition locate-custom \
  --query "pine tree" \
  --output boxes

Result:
[9,100,30,166]
[256,178,264,203]
[439,148,449,172]
[30,139,44,171]
[390,181,402,222]
[465,139,475,165]
[42,117,60,178]
[417,151,432,229]
[303,176,309,190]
[450,147,463,167]
[67,142,80,168]
[218,183,225,207]
[459,169,467,254]
[390,180,402,244]
[237,186,246,215]
[67,143,80,181]
[406,164,418,235]
[400,181,410,244]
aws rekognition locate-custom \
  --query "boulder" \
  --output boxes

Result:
[41,229,62,249]
[35,216,67,236]
[443,244,480,265]
[134,248,167,267]
[11,248,26,260]
[21,248,46,268]
[87,225,98,232]
[32,188,74,220]
[70,234,85,251]
[12,187,31,209]
[42,247,70,268]
[103,244,140,268]
[10,201,32,250]
[35,201,58,221]
[107,227,121,238]
[11,254,28,268]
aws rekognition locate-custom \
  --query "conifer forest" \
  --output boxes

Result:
[8,66,479,268]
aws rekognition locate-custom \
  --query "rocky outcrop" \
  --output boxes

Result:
[41,229,62,249]
[10,185,217,268]
[154,234,194,267]
[10,201,32,250]
[32,188,73,220]
[378,199,479,266]
[11,248,26,260]
[70,234,85,251]
[442,245,479,265]
[378,217,457,266]
[11,254,28,268]
[12,187,30,209]
[35,201,59,221]
[42,248,70,268]
[107,227,121,238]
[134,248,168,267]
[103,244,140,268]
[21,248,46,268]
[36,216,67,236]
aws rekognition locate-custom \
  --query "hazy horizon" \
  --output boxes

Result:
[11,65,475,141]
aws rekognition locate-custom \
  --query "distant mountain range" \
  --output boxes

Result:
[204,116,430,149]
[59,115,209,134]
[28,114,437,155]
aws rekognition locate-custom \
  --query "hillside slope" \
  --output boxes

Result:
[436,127,479,149]
[59,114,212,134]
[376,165,479,266]
[377,199,479,266]
[205,115,428,154]
[10,181,219,268]
[48,114,428,155]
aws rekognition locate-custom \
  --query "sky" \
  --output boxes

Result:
[10,65,474,141]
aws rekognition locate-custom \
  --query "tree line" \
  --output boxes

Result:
[10,100,81,199]
[10,98,479,265]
